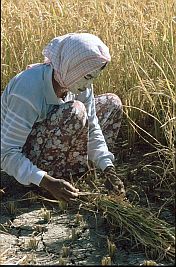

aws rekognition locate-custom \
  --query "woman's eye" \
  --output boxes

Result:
[84,74,93,80]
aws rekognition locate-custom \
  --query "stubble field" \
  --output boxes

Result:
[1,0,175,265]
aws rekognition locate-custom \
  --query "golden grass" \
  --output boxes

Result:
[1,2,175,261]
[2,0,175,174]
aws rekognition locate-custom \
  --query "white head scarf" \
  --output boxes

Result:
[42,33,111,88]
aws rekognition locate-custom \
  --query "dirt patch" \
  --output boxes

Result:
[0,178,144,265]
[0,145,175,266]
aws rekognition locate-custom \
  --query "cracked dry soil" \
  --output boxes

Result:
[0,172,148,266]
[0,143,175,266]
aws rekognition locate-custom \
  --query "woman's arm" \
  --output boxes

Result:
[77,86,115,171]
[1,90,79,201]
[1,92,46,185]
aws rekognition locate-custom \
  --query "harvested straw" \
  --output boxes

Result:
[76,171,175,260]
[28,178,175,261]
[94,195,175,260]
[37,186,175,261]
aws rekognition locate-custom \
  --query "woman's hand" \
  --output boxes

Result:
[103,166,126,196]
[39,174,79,202]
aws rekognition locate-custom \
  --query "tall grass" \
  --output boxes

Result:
[1,0,176,176]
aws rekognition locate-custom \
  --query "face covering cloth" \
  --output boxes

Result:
[42,33,111,89]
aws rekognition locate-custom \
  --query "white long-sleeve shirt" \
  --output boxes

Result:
[1,64,114,186]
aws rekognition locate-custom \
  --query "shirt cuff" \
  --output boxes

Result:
[30,170,47,186]
[98,158,114,172]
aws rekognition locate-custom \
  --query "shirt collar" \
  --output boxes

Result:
[43,64,61,105]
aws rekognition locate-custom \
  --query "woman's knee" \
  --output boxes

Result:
[105,93,123,113]
[71,100,87,123]
[72,100,86,112]
[47,100,87,129]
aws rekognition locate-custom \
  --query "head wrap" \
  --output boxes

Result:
[42,33,111,88]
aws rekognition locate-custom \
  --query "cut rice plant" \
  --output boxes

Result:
[92,195,175,261]
[38,174,175,262]
[6,201,17,215]
[75,212,84,225]
[40,207,51,222]
[101,256,112,265]
[107,238,116,258]
[25,236,39,250]
[71,227,78,241]
[62,245,70,258]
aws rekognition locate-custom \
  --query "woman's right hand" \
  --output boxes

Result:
[39,174,79,202]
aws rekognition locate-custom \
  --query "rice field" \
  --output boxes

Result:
[2,0,175,170]
[1,0,176,264]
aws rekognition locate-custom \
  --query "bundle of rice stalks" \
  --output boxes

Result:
[36,174,175,262]
[93,195,175,261]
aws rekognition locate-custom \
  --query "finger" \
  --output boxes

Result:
[64,188,79,198]
[63,194,79,203]
[64,181,79,193]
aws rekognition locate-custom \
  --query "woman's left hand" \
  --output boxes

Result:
[103,166,126,196]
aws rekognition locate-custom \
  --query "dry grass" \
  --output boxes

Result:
[96,195,175,260]
[1,0,175,262]
[2,0,175,174]
[18,188,174,261]
[0,178,175,263]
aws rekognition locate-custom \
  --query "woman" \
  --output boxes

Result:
[1,33,125,202]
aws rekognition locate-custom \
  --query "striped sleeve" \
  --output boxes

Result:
[1,93,46,186]
[86,88,114,171]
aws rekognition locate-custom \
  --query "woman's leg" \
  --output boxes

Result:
[23,101,89,179]
[23,93,122,179]
[95,93,123,152]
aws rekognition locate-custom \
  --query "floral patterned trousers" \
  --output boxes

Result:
[23,93,123,179]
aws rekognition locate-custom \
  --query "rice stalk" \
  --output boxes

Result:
[29,187,175,261]
[101,256,112,265]
[93,195,175,260]
[2,0,175,183]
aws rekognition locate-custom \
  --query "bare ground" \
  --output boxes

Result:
[0,142,175,266]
